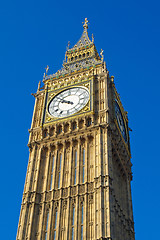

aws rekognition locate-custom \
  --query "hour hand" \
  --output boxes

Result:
[67,100,74,105]
[61,100,74,105]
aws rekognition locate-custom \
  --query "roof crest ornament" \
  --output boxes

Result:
[83,18,89,30]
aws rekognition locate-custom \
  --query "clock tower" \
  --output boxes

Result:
[17,19,135,240]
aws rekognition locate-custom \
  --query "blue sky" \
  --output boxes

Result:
[0,0,160,239]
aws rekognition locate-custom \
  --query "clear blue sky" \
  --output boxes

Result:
[0,0,160,239]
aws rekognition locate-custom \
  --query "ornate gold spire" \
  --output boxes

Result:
[70,18,91,50]
[44,19,102,80]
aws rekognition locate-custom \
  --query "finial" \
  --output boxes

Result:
[45,65,49,75]
[100,49,104,62]
[110,76,114,82]
[92,34,94,43]
[67,41,70,50]
[38,81,41,91]
[83,18,89,29]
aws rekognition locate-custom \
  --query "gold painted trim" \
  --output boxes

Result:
[43,80,93,124]
[43,110,94,127]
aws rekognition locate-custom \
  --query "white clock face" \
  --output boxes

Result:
[48,87,89,118]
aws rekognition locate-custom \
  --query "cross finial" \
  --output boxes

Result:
[83,18,89,29]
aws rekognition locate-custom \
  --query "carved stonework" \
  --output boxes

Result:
[63,188,68,197]
[71,186,77,196]
[38,205,42,215]
[88,183,93,192]
[54,201,59,209]
[63,200,67,209]
[17,19,135,240]
[79,185,85,194]
[89,194,93,204]
[71,198,76,205]
[46,192,51,201]
[80,196,84,205]
[54,190,60,200]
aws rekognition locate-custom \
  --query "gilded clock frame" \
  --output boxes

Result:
[42,79,93,125]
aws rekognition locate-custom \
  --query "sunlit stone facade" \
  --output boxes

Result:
[17,19,135,240]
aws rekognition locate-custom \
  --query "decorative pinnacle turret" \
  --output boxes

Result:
[83,18,89,29]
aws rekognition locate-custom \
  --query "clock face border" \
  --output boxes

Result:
[48,86,90,118]
[114,99,128,144]
[43,80,93,124]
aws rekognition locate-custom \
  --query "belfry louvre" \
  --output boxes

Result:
[16,19,135,240]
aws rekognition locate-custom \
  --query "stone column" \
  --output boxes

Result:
[56,200,62,240]
[43,145,51,192]
[64,199,70,239]
[76,138,81,185]
[25,144,37,192]
[59,141,65,189]
[37,203,45,240]
[68,140,73,186]
[74,197,78,240]
[52,145,58,189]
[26,202,35,239]
[46,201,52,240]
[16,205,25,240]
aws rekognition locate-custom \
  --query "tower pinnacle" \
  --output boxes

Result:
[83,18,89,29]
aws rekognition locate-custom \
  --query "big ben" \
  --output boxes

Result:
[16,19,135,240]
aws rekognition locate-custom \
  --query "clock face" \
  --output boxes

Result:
[115,100,127,142]
[48,87,89,118]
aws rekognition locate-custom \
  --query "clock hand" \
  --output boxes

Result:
[67,100,74,105]
[61,100,74,105]
[57,97,74,104]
